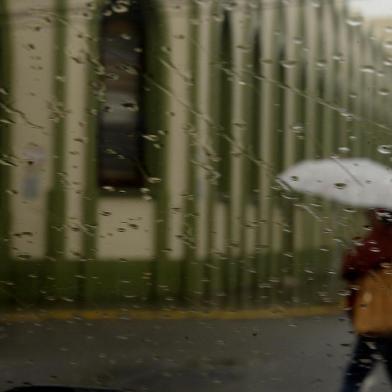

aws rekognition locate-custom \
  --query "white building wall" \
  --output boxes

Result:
[9,0,55,259]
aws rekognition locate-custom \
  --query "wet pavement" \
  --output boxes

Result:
[0,314,390,392]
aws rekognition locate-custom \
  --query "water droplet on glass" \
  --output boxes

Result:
[360,65,375,74]
[346,18,362,27]
[334,183,347,189]
[291,124,304,133]
[293,37,303,45]
[338,147,350,153]
[377,145,392,155]
[102,186,116,192]
[384,59,392,67]
[143,134,158,142]
[280,60,297,69]
[333,53,345,62]
[112,2,129,13]
[147,177,162,184]
[384,40,392,49]
[379,88,390,96]
[316,60,327,68]
[0,158,16,167]
[121,102,138,111]
[339,109,353,121]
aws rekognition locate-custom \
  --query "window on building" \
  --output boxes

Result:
[98,1,145,188]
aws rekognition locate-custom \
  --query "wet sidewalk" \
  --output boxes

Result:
[0,314,390,391]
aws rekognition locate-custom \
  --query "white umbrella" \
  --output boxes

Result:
[277,158,392,210]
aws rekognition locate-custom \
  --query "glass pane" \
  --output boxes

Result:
[1,0,392,391]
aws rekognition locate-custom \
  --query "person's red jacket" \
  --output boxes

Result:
[342,216,392,312]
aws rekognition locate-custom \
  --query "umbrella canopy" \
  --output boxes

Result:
[277,158,392,210]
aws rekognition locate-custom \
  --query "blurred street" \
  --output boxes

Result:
[0,313,390,392]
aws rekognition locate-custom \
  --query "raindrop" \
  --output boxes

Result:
[102,185,116,192]
[280,60,297,69]
[290,176,299,182]
[377,145,392,155]
[121,102,139,111]
[143,134,158,142]
[333,53,345,62]
[334,183,347,190]
[384,41,392,49]
[378,88,390,96]
[360,65,375,74]
[293,37,303,45]
[74,137,87,143]
[0,158,16,167]
[346,17,363,27]
[339,109,353,121]
[71,56,84,64]
[0,118,15,125]
[147,177,162,184]
[338,147,350,153]
[291,124,304,133]
[316,60,327,68]
[112,2,129,13]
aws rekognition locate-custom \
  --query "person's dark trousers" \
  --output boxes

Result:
[340,335,392,392]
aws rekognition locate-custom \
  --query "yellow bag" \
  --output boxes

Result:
[353,267,392,335]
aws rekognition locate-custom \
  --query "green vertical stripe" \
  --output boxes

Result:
[220,11,234,307]
[179,1,199,305]
[0,0,12,305]
[43,0,68,305]
[82,1,102,305]
[269,3,286,305]
[46,0,67,262]
[218,13,232,199]
[145,2,170,305]
[249,30,262,303]
[203,0,221,304]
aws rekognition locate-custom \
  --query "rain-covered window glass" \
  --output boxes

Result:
[98,1,145,188]
[5,1,392,391]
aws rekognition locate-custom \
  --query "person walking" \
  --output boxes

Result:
[340,209,392,391]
